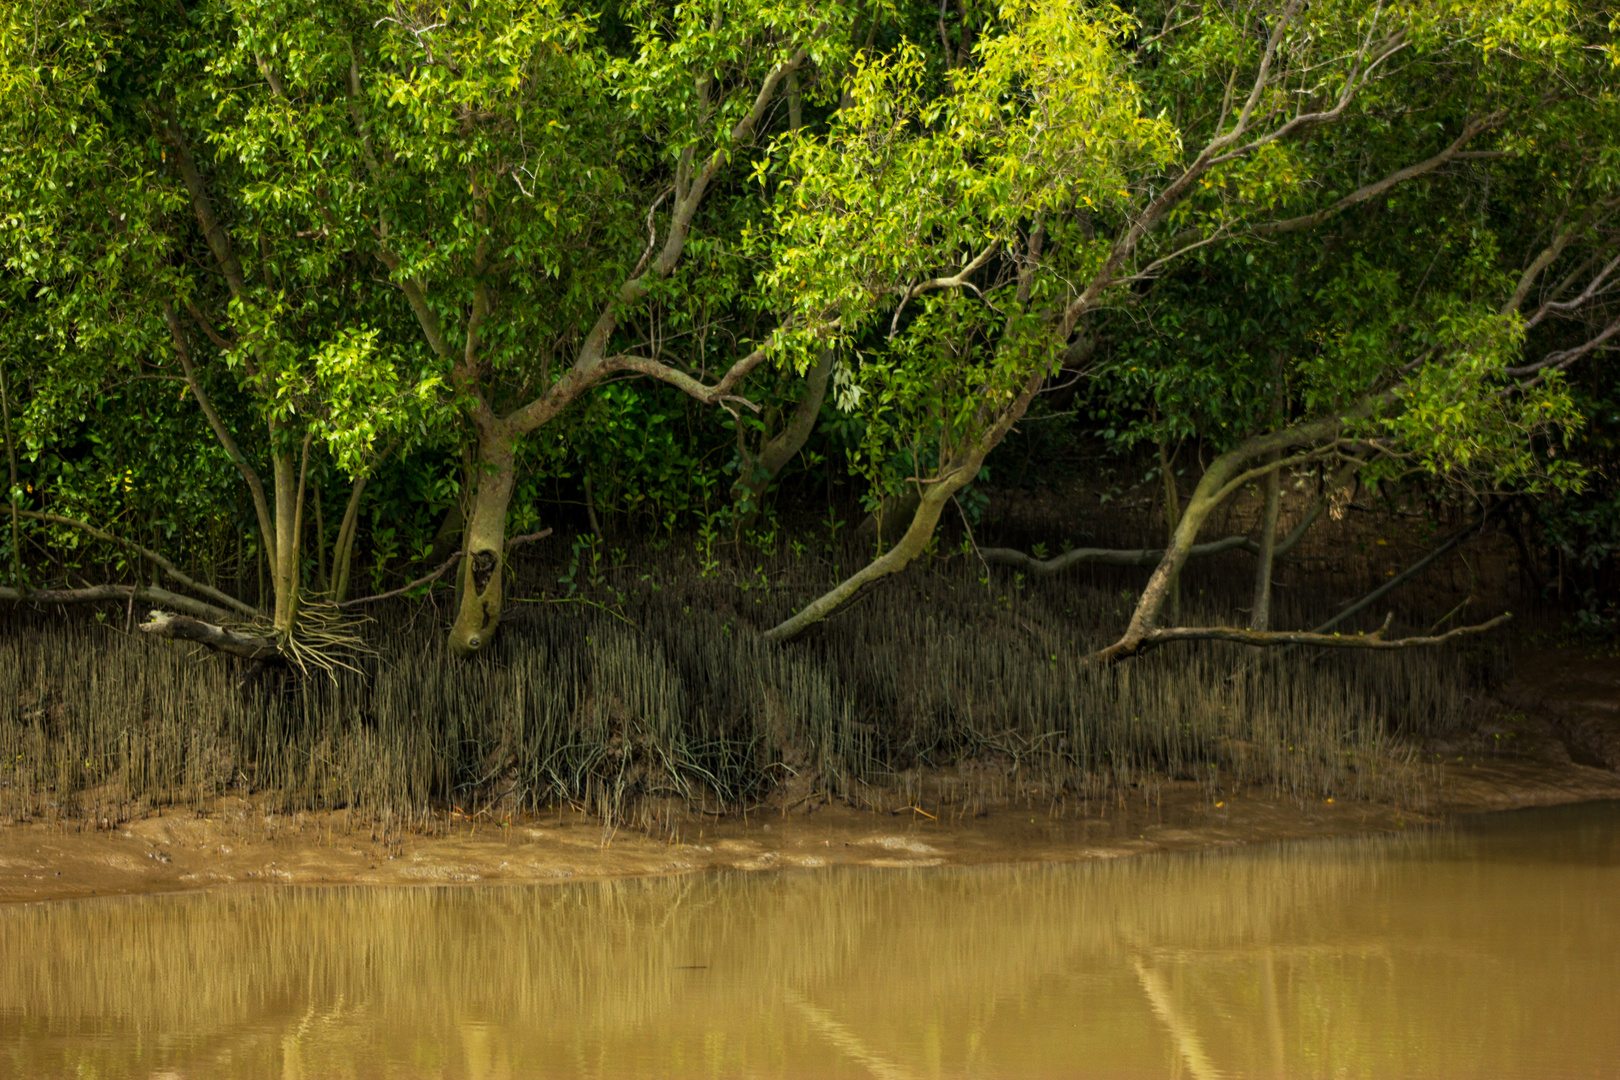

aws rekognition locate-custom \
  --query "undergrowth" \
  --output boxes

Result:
[0,538,1506,831]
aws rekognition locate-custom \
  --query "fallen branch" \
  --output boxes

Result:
[1121,611,1510,656]
[337,527,552,609]
[0,583,239,624]
[136,610,281,659]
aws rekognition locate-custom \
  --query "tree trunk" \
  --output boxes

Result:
[331,471,370,603]
[448,429,517,657]
[427,501,465,566]
[732,350,833,521]
[1090,416,1374,664]
[269,431,306,634]
[0,359,21,587]
[1158,440,1182,624]
[312,479,328,594]
[1249,456,1281,631]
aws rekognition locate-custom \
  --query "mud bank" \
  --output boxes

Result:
[4,646,1617,905]
[5,757,1618,905]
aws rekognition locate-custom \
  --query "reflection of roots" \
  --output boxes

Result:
[782,989,912,1080]
[1133,956,1223,1080]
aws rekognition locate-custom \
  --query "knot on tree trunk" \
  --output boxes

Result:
[470,549,498,595]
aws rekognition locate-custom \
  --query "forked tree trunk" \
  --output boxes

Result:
[331,473,367,603]
[329,441,396,604]
[448,430,517,657]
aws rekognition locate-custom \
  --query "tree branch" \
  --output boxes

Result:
[889,240,999,337]
[1115,612,1510,657]
[1309,506,1493,635]
[1505,313,1620,378]
[1523,250,1620,329]
[163,303,277,570]
[160,122,249,299]
[336,528,552,608]
[1502,210,1603,315]
[1251,112,1506,236]
[596,350,770,414]
[979,490,1327,575]
[0,583,239,624]
[18,510,258,618]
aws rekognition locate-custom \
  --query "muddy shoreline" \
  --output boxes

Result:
[4,645,1616,905]
[3,754,1617,906]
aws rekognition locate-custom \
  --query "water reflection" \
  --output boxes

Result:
[3,802,1617,1079]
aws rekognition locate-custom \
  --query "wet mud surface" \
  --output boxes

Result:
[4,646,1617,905]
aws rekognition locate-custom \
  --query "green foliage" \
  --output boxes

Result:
[0,0,1614,625]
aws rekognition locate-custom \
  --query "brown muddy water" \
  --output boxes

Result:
[2,801,1618,1080]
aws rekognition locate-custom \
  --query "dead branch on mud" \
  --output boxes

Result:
[137,611,281,659]
[1097,611,1511,662]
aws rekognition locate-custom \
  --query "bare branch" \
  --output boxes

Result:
[597,349,770,414]
[138,610,281,660]
[1311,507,1493,636]
[1503,197,1620,315]
[1524,250,1620,329]
[980,490,1328,575]
[889,240,999,338]
[1113,612,1510,658]
[1505,313,1620,378]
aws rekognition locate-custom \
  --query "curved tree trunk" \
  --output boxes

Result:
[448,429,517,657]
[1088,419,1376,665]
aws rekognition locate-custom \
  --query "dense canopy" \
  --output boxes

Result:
[1,0,1615,661]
